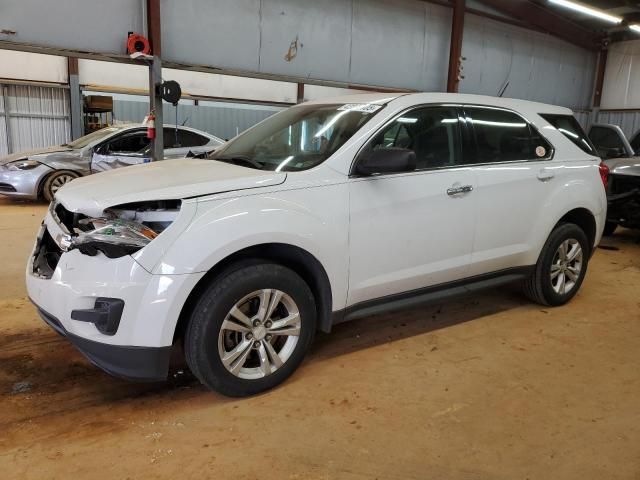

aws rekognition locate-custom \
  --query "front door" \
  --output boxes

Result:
[348,106,478,307]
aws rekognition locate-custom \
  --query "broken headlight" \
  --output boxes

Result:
[58,200,181,258]
[6,159,40,170]
[74,217,159,258]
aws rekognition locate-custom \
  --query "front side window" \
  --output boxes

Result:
[209,103,382,171]
[589,126,628,159]
[105,131,149,154]
[540,114,596,156]
[466,107,551,163]
[362,106,462,169]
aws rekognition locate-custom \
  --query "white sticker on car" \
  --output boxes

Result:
[536,146,547,158]
[337,104,384,113]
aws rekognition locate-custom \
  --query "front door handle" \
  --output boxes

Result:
[447,185,474,196]
[537,168,555,182]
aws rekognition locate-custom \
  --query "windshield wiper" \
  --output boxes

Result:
[212,155,265,170]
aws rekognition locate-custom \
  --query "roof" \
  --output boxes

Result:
[303,92,572,115]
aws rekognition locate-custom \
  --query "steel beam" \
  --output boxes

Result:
[593,48,608,108]
[296,83,305,104]
[67,57,83,139]
[147,0,163,161]
[447,0,465,93]
[473,0,601,51]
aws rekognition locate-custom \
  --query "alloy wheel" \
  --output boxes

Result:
[218,289,301,380]
[550,238,583,295]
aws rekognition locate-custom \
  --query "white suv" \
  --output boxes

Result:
[27,93,607,396]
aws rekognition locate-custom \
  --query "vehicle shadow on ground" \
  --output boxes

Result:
[0,284,528,428]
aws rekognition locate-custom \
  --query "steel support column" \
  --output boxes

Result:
[297,83,305,104]
[593,48,608,109]
[67,57,83,140]
[147,0,163,161]
[447,0,465,93]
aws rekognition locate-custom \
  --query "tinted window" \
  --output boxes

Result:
[105,131,149,154]
[589,126,628,159]
[540,114,596,155]
[466,107,551,163]
[163,128,211,148]
[364,106,462,169]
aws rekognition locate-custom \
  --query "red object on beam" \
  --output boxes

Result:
[126,33,151,55]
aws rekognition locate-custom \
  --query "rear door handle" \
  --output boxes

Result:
[537,168,555,182]
[447,185,474,196]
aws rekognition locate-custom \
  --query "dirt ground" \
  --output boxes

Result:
[0,197,638,480]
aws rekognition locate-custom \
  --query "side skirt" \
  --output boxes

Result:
[331,266,534,326]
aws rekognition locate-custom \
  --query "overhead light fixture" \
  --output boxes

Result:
[630,24,640,33]
[548,0,623,24]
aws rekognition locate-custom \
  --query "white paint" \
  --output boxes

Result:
[303,84,371,102]
[601,40,640,109]
[28,93,606,354]
[0,50,68,83]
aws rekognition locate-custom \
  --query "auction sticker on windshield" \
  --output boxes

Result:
[337,104,384,113]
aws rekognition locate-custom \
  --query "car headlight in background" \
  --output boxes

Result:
[5,159,41,170]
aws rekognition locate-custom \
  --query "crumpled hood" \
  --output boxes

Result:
[604,157,640,177]
[55,158,286,215]
[0,145,74,165]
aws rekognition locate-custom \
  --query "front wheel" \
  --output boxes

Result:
[43,170,79,202]
[523,223,590,306]
[184,262,316,397]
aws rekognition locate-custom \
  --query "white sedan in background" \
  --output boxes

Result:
[0,124,223,201]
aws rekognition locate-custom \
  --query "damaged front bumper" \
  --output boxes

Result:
[607,174,640,229]
[26,202,205,382]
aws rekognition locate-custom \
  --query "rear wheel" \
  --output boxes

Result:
[184,262,316,397]
[43,170,79,202]
[524,223,589,306]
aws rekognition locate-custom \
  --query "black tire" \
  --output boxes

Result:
[184,262,316,397]
[602,221,618,236]
[42,170,79,202]
[523,223,590,307]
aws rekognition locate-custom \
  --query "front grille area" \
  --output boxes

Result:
[0,183,17,192]
[32,228,63,279]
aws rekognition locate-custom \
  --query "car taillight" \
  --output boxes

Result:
[599,161,609,189]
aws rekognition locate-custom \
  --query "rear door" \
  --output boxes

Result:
[347,105,478,306]
[464,106,555,275]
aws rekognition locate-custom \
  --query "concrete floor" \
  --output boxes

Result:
[0,197,638,479]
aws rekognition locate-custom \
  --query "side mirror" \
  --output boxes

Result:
[355,148,416,176]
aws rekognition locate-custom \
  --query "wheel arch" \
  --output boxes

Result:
[173,242,334,343]
[554,207,597,255]
[38,169,81,199]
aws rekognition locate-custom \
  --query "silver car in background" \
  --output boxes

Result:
[0,124,224,201]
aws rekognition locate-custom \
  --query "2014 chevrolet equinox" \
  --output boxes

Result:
[27,93,607,396]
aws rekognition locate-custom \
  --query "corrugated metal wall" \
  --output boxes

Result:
[0,84,71,154]
[110,97,284,141]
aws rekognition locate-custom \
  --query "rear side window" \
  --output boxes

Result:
[589,126,628,159]
[465,107,552,163]
[540,114,596,155]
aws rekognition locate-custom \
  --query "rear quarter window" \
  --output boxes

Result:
[540,114,596,156]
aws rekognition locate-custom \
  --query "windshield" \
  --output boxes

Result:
[64,127,122,149]
[208,103,384,171]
